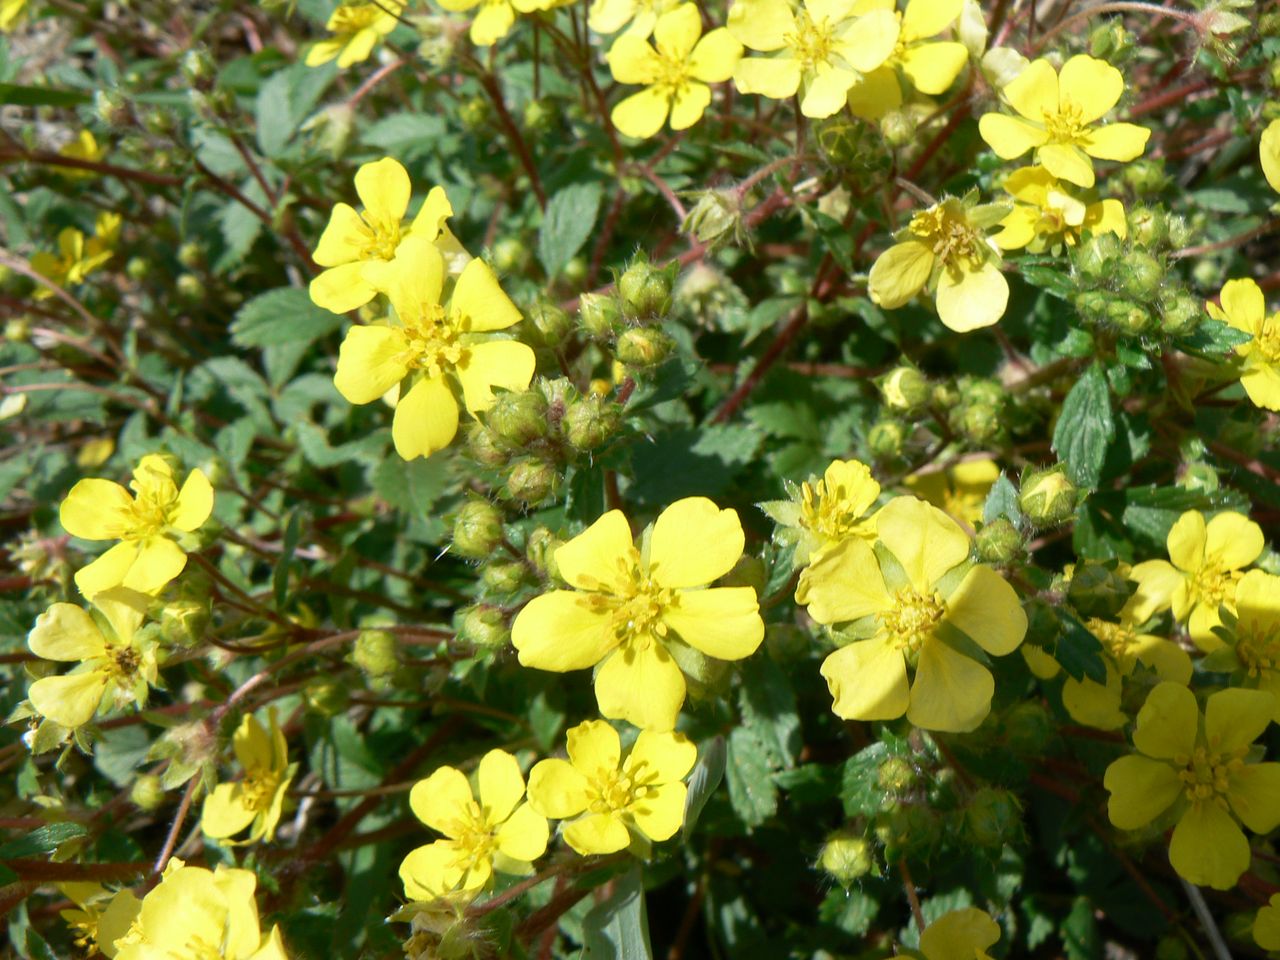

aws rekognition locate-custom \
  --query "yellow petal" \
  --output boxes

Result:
[1169,802,1250,890]
[1125,559,1179,622]
[470,0,515,45]
[733,55,802,99]
[336,29,378,69]
[354,157,411,224]
[1058,54,1123,123]
[1255,895,1280,951]
[1004,57,1057,121]
[312,203,373,267]
[309,261,379,314]
[96,891,143,960]
[1087,198,1128,239]
[29,670,109,728]
[846,66,902,120]
[1204,510,1264,571]
[943,565,1026,655]
[60,478,134,540]
[172,469,214,532]
[919,908,1001,960]
[564,811,631,854]
[201,783,257,839]
[653,2,701,58]
[589,0,637,34]
[875,495,970,591]
[450,258,523,332]
[1167,512,1209,572]
[334,326,410,405]
[409,765,474,835]
[648,497,744,588]
[400,841,467,901]
[555,509,637,593]
[868,240,933,308]
[495,801,548,862]
[979,112,1049,160]
[1063,665,1129,730]
[901,0,962,39]
[799,62,856,119]
[907,639,994,732]
[1227,762,1280,834]
[726,0,793,51]
[627,729,696,783]
[628,781,686,841]
[1240,357,1280,411]
[835,8,898,72]
[662,587,763,660]
[820,635,909,721]
[1263,118,1280,194]
[123,537,187,595]
[74,541,140,599]
[1216,278,1265,334]
[1083,122,1150,162]
[1236,569,1280,623]
[512,591,621,670]
[370,238,445,321]
[392,376,459,460]
[1037,142,1094,188]
[455,342,537,415]
[248,927,289,960]
[28,603,107,661]
[1103,755,1181,829]
[1205,687,1274,754]
[935,261,1009,332]
[899,40,968,95]
[669,82,711,130]
[607,35,662,84]
[1133,681,1198,760]
[232,712,274,771]
[612,86,671,139]
[796,536,890,624]
[305,39,343,67]
[689,28,743,82]
[527,758,592,818]
[595,642,686,731]
[407,186,454,242]
[568,718,622,776]
[478,749,526,823]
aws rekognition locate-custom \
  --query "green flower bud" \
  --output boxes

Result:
[964,787,1023,847]
[482,560,528,594]
[1019,465,1078,526]
[816,115,864,166]
[304,679,350,716]
[352,629,399,678]
[1000,700,1055,756]
[524,300,571,348]
[1178,461,1219,493]
[491,236,529,275]
[957,403,1004,446]
[1089,21,1131,59]
[877,756,917,795]
[4,317,30,341]
[143,108,177,137]
[578,292,622,340]
[616,326,675,368]
[176,274,205,302]
[930,382,961,409]
[867,420,906,461]
[818,831,874,887]
[1159,290,1202,337]
[879,108,917,148]
[125,257,150,282]
[976,518,1023,565]
[880,366,930,412]
[617,255,676,319]
[1126,205,1167,249]
[564,393,621,451]
[130,774,166,812]
[458,97,490,130]
[1105,298,1153,335]
[503,458,560,505]
[1073,232,1122,283]
[1067,561,1134,618]
[177,242,205,270]
[487,390,548,446]
[537,376,579,428]
[463,422,511,467]
[458,604,510,649]
[525,527,562,579]
[180,47,217,89]
[1121,158,1171,195]
[452,500,504,560]
[522,97,555,135]
[681,189,745,250]
[1117,251,1164,301]
[1073,289,1110,324]
[875,804,940,861]
[302,102,356,160]
[159,599,210,648]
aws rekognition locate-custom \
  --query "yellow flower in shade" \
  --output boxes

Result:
[1262,118,1280,194]
[760,458,880,566]
[1206,278,1280,412]
[309,157,467,314]
[333,235,534,460]
[399,750,549,901]
[27,588,156,730]
[304,0,404,69]
[528,720,695,854]
[991,165,1126,254]
[797,496,1027,732]
[111,860,289,960]
[202,710,297,845]
[606,4,742,140]
[435,0,570,47]
[59,884,142,959]
[1103,683,1280,890]
[1127,509,1264,652]
[589,0,679,36]
[868,195,1010,332]
[58,130,107,180]
[1202,571,1280,723]
[919,907,1001,960]
[512,498,764,731]
[845,0,969,121]
[978,54,1150,189]
[0,0,27,31]
[904,458,999,527]
[31,212,121,299]
[1256,894,1280,951]
[728,0,900,119]
[60,454,214,598]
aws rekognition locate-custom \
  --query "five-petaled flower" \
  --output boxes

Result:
[1206,278,1280,412]
[797,495,1027,732]
[304,0,404,69]
[399,750,549,901]
[202,710,297,846]
[991,165,1127,254]
[60,454,214,599]
[332,235,535,460]
[606,3,742,140]
[760,457,880,567]
[1104,683,1280,890]
[978,54,1150,188]
[31,212,121,299]
[528,720,696,854]
[512,497,765,731]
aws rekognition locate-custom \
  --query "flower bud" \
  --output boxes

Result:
[930,381,961,409]
[1126,205,1167,249]
[877,756,917,794]
[159,598,210,648]
[1067,561,1133,618]
[1179,461,1219,494]
[5,316,30,341]
[180,47,217,89]
[1089,21,1131,59]
[452,500,504,559]
[617,255,675,319]
[1001,700,1055,756]
[981,46,1029,90]
[524,300,571,347]
[525,527,562,579]
[964,787,1022,847]
[1117,251,1164,301]
[875,804,940,861]
[176,274,205,302]
[143,108,177,137]
[1073,289,1110,324]
[976,518,1023,565]
[538,376,578,430]
[482,560,528,594]
[616,326,675,368]
[880,366,930,412]
[94,89,132,127]
[564,393,621,451]
[352,628,399,679]
[1159,290,1202,337]
[458,605,510,649]
[178,241,205,270]
[458,97,490,130]
[578,292,622,339]
[463,422,511,467]
[304,679,350,716]
[1105,298,1153,336]
[1121,159,1171,195]
[1019,466,1077,525]
[490,236,529,275]
[302,102,356,159]
[487,390,548,446]
[867,420,906,461]
[681,189,745,250]
[818,831,874,887]
[957,0,988,56]
[879,109,917,148]
[130,774,166,812]
[522,97,555,135]
[1073,233,1122,284]
[503,458,560,505]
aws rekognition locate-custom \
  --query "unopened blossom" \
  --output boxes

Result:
[992,165,1127,254]
[527,720,696,854]
[305,0,404,69]
[760,458,880,566]
[978,54,1150,188]
[202,710,296,845]
[1206,277,1280,411]
[60,454,214,598]
[512,497,764,731]
[1104,683,1280,890]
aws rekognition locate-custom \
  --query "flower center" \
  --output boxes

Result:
[1253,317,1280,363]
[909,205,984,271]
[359,214,402,262]
[587,756,660,815]
[1041,101,1089,144]
[108,645,141,680]
[606,570,674,647]
[1187,567,1237,612]
[125,486,179,540]
[785,12,836,70]
[331,3,387,34]
[448,800,498,872]
[1087,618,1139,662]
[881,587,945,653]
[240,769,281,812]
[399,305,467,379]
[1174,745,1247,807]
[651,49,694,98]
[799,477,874,544]
[1236,619,1280,678]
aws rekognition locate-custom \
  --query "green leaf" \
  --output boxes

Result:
[256,62,336,157]
[682,736,726,841]
[231,287,346,348]
[737,657,800,770]
[274,510,302,609]
[581,868,654,960]
[362,112,449,160]
[1176,318,1253,354]
[538,182,602,277]
[1055,610,1107,683]
[982,473,1023,525]
[0,84,91,106]
[1019,262,1076,300]
[629,425,761,504]
[1052,362,1114,489]
[725,726,778,828]
[0,822,88,859]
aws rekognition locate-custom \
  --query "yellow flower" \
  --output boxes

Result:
[27,588,156,730]
[202,710,297,845]
[399,750,549,901]
[868,195,1010,332]
[1256,893,1280,951]
[991,165,1126,254]
[31,212,121,298]
[58,130,107,180]
[1206,278,1280,412]
[305,0,403,68]
[309,157,467,314]
[846,0,970,121]
[512,497,764,731]
[332,235,534,460]
[589,0,680,36]
[760,458,880,566]
[58,883,142,959]
[1127,509,1263,651]
[978,54,1150,188]
[60,454,214,598]
[1262,118,1280,194]
[904,458,999,527]
[111,859,289,960]
[0,0,28,31]
[528,720,695,854]
[1202,571,1280,723]
[606,4,742,140]
[728,0,900,119]
[435,0,570,46]
[797,496,1027,732]
[1103,683,1280,890]
[919,907,1001,960]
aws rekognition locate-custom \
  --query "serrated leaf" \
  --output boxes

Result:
[1176,318,1254,354]
[538,182,602,277]
[737,657,800,771]
[231,287,346,348]
[0,822,87,859]
[725,726,778,828]
[1055,610,1107,683]
[1052,363,1114,489]
[982,473,1023,525]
